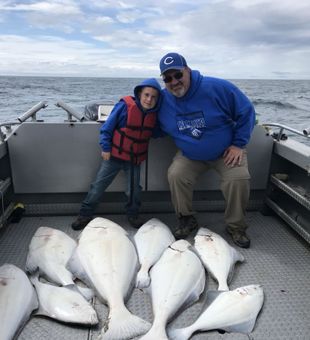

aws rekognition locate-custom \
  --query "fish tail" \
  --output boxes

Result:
[218,282,229,291]
[135,267,151,288]
[139,324,169,340]
[235,248,245,262]
[29,269,40,285]
[98,306,151,340]
[168,326,193,340]
[76,286,95,300]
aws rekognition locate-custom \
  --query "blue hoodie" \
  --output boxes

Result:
[100,78,162,152]
[158,70,256,161]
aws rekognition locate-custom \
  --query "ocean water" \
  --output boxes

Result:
[0,76,309,144]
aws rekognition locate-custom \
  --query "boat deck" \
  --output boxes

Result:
[0,211,309,340]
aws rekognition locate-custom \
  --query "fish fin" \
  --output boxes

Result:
[135,268,151,289]
[31,282,39,311]
[168,326,193,340]
[170,267,206,322]
[232,247,245,263]
[66,251,90,286]
[139,325,169,340]
[76,286,95,300]
[98,306,151,340]
[25,253,38,274]
[63,283,80,295]
[201,290,224,309]
[217,282,229,291]
[29,270,40,285]
[33,308,50,317]
[182,267,206,310]
[62,283,94,301]
[227,275,235,286]
[226,248,245,285]
[142,283,152,295]
[222,317,257,333]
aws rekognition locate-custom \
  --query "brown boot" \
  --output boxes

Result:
[127,215,144,228]
[174,215,198,239]
[71,216,92,230]
[226,228,250,248]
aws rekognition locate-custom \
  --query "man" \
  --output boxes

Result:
[158,52,255,248]
[72,78,161,230]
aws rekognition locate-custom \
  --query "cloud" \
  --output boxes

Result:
[0,0,81,15]
[116,10,141,24]
[146,0,310,78]
[82,0,136,10]
[151,0,310,49]
[95,16,115,24]
[0,34,159,77]
[0,0,309,78]
[0,0,83,34]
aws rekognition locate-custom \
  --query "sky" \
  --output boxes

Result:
[0,0,309,79]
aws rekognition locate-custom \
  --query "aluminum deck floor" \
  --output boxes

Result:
[0,211,309,340]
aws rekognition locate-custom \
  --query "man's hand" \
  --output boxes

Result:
[223,145,243,167]
[102,151,111,160]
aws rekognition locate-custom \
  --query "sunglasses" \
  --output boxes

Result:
[163,71,184,83]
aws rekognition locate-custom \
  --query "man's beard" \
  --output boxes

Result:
[170,85,186,98]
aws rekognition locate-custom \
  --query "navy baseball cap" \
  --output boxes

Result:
[159,52,187,75]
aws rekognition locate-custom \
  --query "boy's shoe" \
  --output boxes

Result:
[174,215,198,239]
[71,216,92,230]
[127,215,144,228]
[226,228,251,248]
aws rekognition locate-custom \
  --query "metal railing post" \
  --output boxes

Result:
[55,101,87,122]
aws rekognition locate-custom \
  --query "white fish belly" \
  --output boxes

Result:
[76,218,151,340]
[189,285,264,333]
[34,280,98,325]
[0,264,38,340]
[135,218,175,265]
[150,240,205,324]
[134,218,175,288]
[76,218,138,304]
[25,226,77,285]
[194,228,244,290]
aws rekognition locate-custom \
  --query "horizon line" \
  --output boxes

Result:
[1,74,309,81]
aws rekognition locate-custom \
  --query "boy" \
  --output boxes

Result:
[71,78,161,230]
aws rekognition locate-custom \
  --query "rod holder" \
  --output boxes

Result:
[303,127,310,136]
[55,101,86,122]
[18,101,48,122]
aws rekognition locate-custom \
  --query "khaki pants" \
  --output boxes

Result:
[167,150,251,232]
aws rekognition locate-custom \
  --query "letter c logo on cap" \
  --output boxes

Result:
[164,57,174,65]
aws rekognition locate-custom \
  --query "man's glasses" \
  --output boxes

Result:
[163,71,183,83]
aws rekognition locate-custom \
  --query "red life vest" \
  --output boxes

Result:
[111,96,157,164]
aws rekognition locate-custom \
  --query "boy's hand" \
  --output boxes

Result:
[102,151,111,160]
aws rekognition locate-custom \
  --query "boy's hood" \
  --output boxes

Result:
[134,78,162,112]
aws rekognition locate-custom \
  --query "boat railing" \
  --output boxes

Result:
[262,122,310,140]
[55,100,87,122]
[303,127,310,136]
[2,101,310,142]
[17,101,48,123]
[0,101,89,142]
